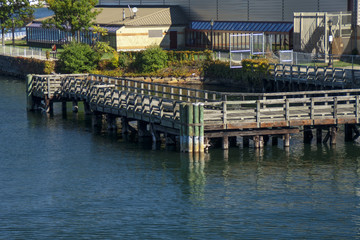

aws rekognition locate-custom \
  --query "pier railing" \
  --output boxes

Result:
[269,63,360,88]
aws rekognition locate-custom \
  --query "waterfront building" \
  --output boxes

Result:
[26,0,359,54]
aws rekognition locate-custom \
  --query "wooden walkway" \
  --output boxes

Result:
[27,73,360,153]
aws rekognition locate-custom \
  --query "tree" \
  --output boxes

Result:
[43,0,100,43]
[57,41,101,73]
[0,0,35,46]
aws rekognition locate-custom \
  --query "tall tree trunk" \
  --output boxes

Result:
[1,27,5,46]
[12,19,15,47]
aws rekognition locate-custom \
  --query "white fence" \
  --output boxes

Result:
[0,45,54,60]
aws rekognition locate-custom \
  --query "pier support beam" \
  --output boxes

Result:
[222,136,229,150]
[253,135,264,148]
[106,114,117,131]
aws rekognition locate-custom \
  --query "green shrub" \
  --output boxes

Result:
[57,42,101,73]
[135,46,168,73]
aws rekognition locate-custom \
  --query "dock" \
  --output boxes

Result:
[27,73,360,153]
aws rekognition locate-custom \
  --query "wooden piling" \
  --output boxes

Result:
[344,124,354,142]
[284,134,290,148]
[316,128,322,144]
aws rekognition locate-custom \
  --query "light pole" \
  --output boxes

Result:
[210,19,214,50]
[328,19,333,67]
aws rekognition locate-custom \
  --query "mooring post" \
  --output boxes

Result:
[26,74,34,111]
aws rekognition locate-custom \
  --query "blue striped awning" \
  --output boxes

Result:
[190,21,293,33]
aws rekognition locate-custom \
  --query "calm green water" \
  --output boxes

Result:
[1,76,360,239]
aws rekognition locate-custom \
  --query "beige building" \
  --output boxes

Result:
[26,6,188,51]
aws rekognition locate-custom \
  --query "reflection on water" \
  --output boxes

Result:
[1,77,360,239]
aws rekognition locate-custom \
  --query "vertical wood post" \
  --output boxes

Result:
[62,101,67,115]
[344,124,354,142]
[26,74,34,111]
[330,126,337,145]
[72,101,79,113]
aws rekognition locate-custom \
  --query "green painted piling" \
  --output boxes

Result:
[26,74,33,111]
[199,103,205,153]
[186,103,194,153]
[180,103,186,152]
[193,103,200,152]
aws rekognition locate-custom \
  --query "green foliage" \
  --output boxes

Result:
[57,42,101,73]
[203,59,270,88]
[241,58,270,74]
[135,46,168,73]
[8,56,55,74]
[43,0,100,41]
[0,0,34,45]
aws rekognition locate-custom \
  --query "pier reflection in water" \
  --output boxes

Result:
[1,77,360,239]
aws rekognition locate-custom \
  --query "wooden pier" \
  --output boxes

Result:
[27,73,360,153]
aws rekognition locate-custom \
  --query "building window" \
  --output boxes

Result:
[148,30,163,38]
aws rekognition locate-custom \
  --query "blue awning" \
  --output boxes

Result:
[190,21,293,33]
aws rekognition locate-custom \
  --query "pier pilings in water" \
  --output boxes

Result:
[26,73,360,153]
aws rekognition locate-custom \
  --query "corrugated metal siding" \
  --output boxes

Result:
[98,0,351,22]
[249,0,282,21]
[284,0,318,21]
[218,0,248,21]
[188,0,217,21]
[319,0,348,12]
